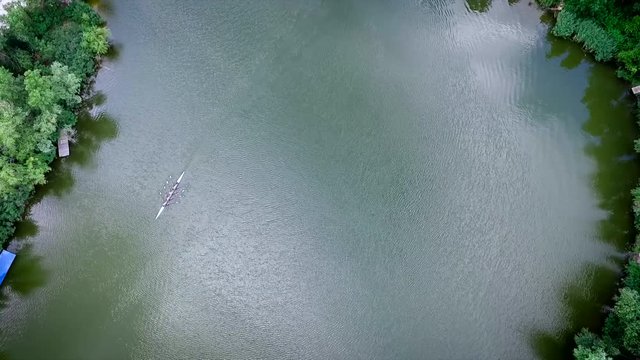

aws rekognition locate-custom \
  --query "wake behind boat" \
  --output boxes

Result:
[156,171,186,219]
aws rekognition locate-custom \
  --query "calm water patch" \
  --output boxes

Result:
[0,1,637,359]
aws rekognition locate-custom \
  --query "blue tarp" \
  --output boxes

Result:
[0,250,16,286]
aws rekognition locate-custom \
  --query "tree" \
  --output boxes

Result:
[574,346,611,360]
[554,10,579,37]
[624,261,640,292]
[573,329,614,360]
[0,101,26,157]
[613,288,640,355]
[0,67,23,103]
[81,25,110,56]
[24,62,81,112]
[0,1,107,244]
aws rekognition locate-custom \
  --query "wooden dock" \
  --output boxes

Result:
[58,131,69,157]
[632,85,640,95]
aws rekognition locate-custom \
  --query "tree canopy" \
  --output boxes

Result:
[0,0,108,243]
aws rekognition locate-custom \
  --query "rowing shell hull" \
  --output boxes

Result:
[155,171,185,219]
[155,206,165,220]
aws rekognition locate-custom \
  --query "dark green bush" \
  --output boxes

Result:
[626,262,640,294]
[574,20,616,61]
[553,10,578,37]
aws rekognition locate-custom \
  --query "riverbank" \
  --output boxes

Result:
[538,1,640,359]
[0,0,109,246]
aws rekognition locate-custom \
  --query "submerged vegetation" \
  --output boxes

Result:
[0,0,108,244]
[538,0,640,359]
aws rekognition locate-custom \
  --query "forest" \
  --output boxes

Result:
[539,0,640,359]
[0,0,108,245]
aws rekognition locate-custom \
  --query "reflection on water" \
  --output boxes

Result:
[69,111,118,168]
[12,219,37,239]
[532,263,621,359]
[0,241,46,314]
[465,0,522,13]
[466,0,492,12]
[545,32,584,70]
[32,158,75,201]
[104,43,122,61]
[582,69,639,251]
[25,94,118,204]
[531,28,640,360]
[4,244,47,298]
[86,0,114,16]
[85,91,107,108]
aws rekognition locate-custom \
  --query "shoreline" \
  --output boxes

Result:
[537,1,640,358]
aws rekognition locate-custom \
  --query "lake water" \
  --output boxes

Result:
[1,1,638,359]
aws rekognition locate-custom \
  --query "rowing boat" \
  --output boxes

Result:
[155,171,185,219]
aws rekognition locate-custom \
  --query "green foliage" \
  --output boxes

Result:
[602,313,624,353]
[553,10,578,38]
[82,26,110,56]
[613,289,640,355]
[617,48,640,81]
[537,0,556,8]
[0,0,109,78]
[39,22,94,78]
[569,0,609,18]
[625,262,640,292]
[574,345,610,360]
[0,67,23,103]
[574,20,617,61]
[0,1,108,245]
[0,102,26,158]
[3,3,35,44]
[0,189,30,242]
[631,186,640,217]
[65,1,105,27]
[574,329,613,360]
[548,0,640,82]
